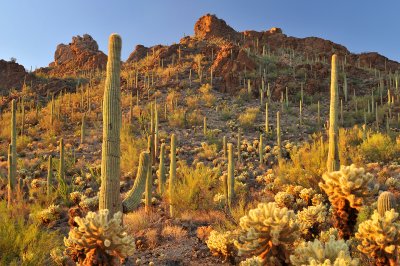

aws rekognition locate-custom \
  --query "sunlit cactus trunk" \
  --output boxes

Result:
[158,143,166,195]
[327,54,340,172]
[7,144,13,208]
[169,134,176,217]
[10,99,17,190]
[59,138,65,181]
[47,155,53,198]
[227,143,235,210]
[99,34,123,216]
[122,151,150,212]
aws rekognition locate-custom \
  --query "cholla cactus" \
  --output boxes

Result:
[356,209,400,266]
[79,194,99,211]
[297,204,328,240]
[290,236,359,266]
[33,204,62,224]
[299,188,316,205]
[64,209,135,265]
[70,191,83,204]
[274,191,295,208]
[235,202,299,264]
[319,164,379,239]
[239,256,264,266]
[206,230,235,260]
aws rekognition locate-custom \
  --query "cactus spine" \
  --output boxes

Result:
[227,143,235,210]
[169,134,177,217]
[378,191,396,217]
[158,143,166,195]
[47,155,52,198]
[122,151,150,212]
[327,54,340,172]
[99,34,122,216]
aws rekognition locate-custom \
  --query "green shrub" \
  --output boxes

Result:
[171,161,220,215]
[238,107,259,129]
[0,201,63,265]
[359,133,399,163]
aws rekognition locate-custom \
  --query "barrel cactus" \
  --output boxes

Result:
[319,164,378,239]
[235,202,299,265]
[64,209,135,265]
[356,209,400,266]
[378,191,396,217]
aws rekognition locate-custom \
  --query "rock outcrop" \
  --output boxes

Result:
[48,34,107,76]
[0,59,30,91]
[194,14,239,40]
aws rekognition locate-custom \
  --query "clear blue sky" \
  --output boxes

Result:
[1,0,398,69]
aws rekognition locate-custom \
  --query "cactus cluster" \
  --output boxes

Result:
[64,209,135,265]
[319,164,378,239]
[206,230,235,260]
[356,209,400,266]
[290,236,359,266]
[235,202,299,264]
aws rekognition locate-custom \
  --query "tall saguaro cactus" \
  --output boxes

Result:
[169,134,177,217]
[327,54,340,172]
[10,100,17,190]
[59,138,65,181]
[99,34,123,216]
[158,143,166,195]
[227,143,235,210]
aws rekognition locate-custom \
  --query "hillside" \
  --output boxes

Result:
[1,14,400,266]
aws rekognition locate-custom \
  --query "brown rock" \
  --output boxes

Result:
[194,14,239,40]
[48,34,107,77]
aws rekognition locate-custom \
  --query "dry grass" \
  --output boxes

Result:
[124,208,161,235]
[161,225,187,240]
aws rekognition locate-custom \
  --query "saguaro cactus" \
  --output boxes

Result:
[265,103,269,134]
[7,144,13,208]
[47,155,53,198]
[145,135,153,213]
[227,143,235,209]
[80,113,86,145]
[259,133,264,165]
[99,33,123,216]
[158,143,166,195]
[169,134,177,217]
[59,138,65,181]
[122,152,150,212]
[327,54,340,172]
[10,99,17,189]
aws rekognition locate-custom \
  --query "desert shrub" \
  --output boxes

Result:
[186,95,199,110]
[120,126,147,174]
[359,133,400,163]
[275,135,326,189]
[171,161,220,214]
[238,107,259,129]
[0,201,63,265]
